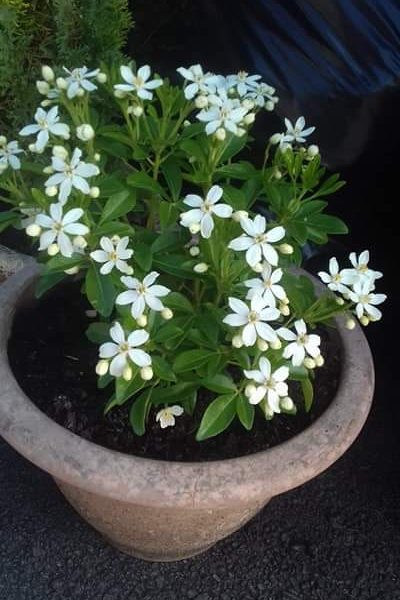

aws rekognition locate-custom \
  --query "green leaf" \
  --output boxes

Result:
[86,322,110,344]
[161,159,182,201]
[152,254,196,279]
[180,389,197,415]
[236,394,255,430]
[134,242,153,271]
[127,171,165,196]
[35,272,66,298]
[94,221,135,238]
[289,364,309,381]
[129,388,153,435]
[151,228,182,254]
[180,138,206,163]
[202,374,237,394]
[153,323,184,344]
[217,161,257,180]
[163,291,193,313]
[159,200,180,229]
[85,264,116,317]
[173,349,219,373]
[43,254,85,274]
[196,394,237,441]
[116,371,144,404]
[99,190,136,224]
[98,373,113,390]
[220,134,247,162]
[152,356,177,382]
[301,378,314,412]
[150,381,198,405]
[0,210,18,232]
[308,214,348,235]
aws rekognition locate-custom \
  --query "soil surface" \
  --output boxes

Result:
[7,282,340,462]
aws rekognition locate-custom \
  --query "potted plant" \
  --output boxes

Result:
[0,62,385,561]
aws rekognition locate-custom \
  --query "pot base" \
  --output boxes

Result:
[109,537,215,562]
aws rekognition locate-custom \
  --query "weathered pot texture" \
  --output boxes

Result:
[0,250,375,562]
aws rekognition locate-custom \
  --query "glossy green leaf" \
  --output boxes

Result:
[236,394,255,430]
[127,171,165,196]
[173,349,218,373]
[196,394,237,441]
[99,190,136,224]
[85,264,116,317]
[301,377,314,412]
[129,388,153,435]
[152,356,177,382]
[202,374,237,394]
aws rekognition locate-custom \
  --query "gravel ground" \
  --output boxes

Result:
[1,359,400,600]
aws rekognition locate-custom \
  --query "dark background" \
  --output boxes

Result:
[1,2,400,598]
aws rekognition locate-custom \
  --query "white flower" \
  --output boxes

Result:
[318,257,354,294]
[223,296,280,347]
[282,116,315,144]
[90,236,133,275]
[19,106,70,152]
[99,322,151,377]
[277,319,321,367]
[116,271,170,318]
[0,139,23,171]
[114,65,163,100]
[228,215,285,267]
[197,90,248,135]
[227,71,261,96]
[35,203,89,257]
[244,357,289,411]
[177,64,219,99]
[19,206,41,228]
[180,185,233,238]
[342,250,383,287]
[348,280,386,321]
[246,82,278,108]
[244,263,287,307]
[156,405,184,429]
[63,66,99,99]
[45,147,99,204]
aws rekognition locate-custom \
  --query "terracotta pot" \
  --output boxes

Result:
[0,251,375,562]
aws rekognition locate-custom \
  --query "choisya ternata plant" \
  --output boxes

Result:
[0,62,386,439]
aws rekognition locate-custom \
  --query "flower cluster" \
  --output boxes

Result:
[0,61,385,440]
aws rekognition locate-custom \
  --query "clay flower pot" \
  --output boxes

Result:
[0,251,374,562]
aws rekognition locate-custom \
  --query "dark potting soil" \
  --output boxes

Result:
[7,282,341,462]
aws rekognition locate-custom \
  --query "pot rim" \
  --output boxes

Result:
[0,256,374,509]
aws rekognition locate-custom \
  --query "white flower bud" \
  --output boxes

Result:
[279,303,290,316]
[56,77,67,90]
[45,185,58,197]
[265,100,274,111]
[270,133,282,145]
[136,315,147,327]
[28,143,38,153]
[193,262,209,273]
[132,105,143,117]
[114,89,127,99]
[257,339,269,352]
[195,95,208,109]
[360,315,370,326]
[263,404,274,419]
[252,263,263,273]
[279,243,294,255]
[243,113,256,125]
[281,296,290,305]
[76,88,85,98]
[36,80,50,95]
[274,168,282,180]
[215,128,226,141]
[0,135,7,146]
[244,383,256,398]
[315,354,324,367]
[188,155,197,164]
[140,366,153,381]
[41,65,55,82]
[307,144,319,157]
[40,99,51,107]
[53,145,68,159]
[47,243,60,256]
[336,297,345,305]
[96,359,109,376]
[280,396,294,411]
[97,72,107,83]
[232,210,248,222]
[304,357,316,369]
[43,166,53,174]
[110,235,121,244]
[236,127,246,137]
[161,307,173,320]
[270,338,282,350]
[94,152,101,162]
[123,365,133,381]
[345,318,356,330]
[242,99,255,110]
[73,235,87,249]
[89,186,100,198]
[64,266,80,275]
[125,266,134,275]
[189,246,200,257]
[76,124,95,142]
[280,142,292,152]
[232,334,243,348]
[26,223,41,237]
[189,223,201,234]
[85,309,97,318]
[183,120,191,127]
